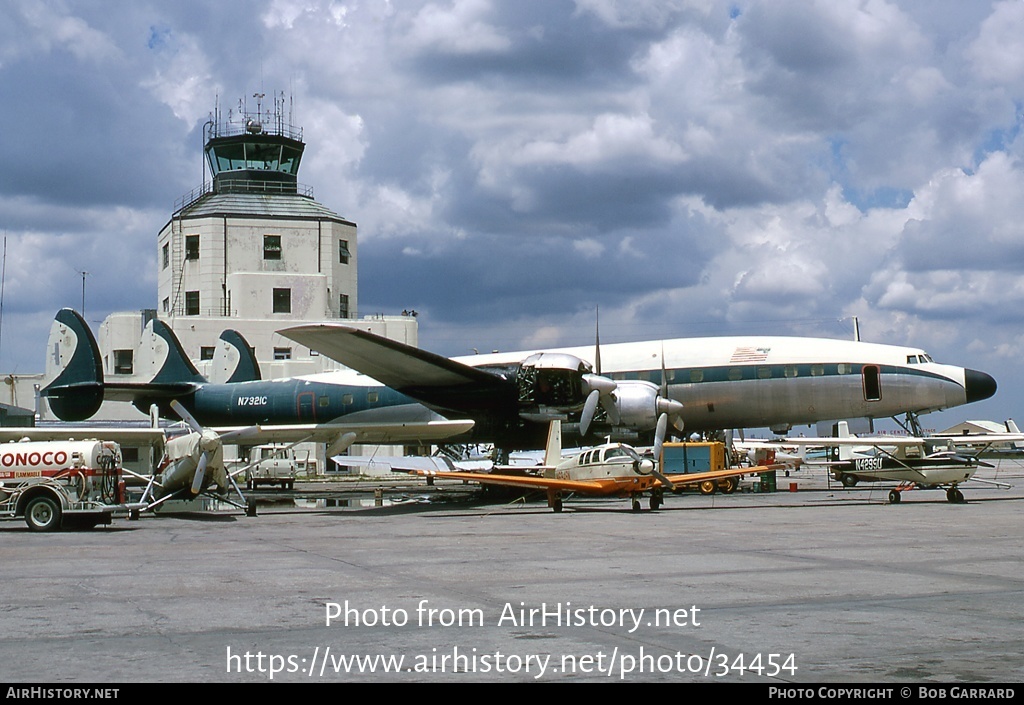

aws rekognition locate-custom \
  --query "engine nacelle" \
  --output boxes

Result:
[516,353,591,410]
[610,381,662,430]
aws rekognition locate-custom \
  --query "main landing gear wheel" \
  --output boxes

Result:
[888,489,902,504]
[841,474,858,488]
[946,488,965,504]
[24,495,62,532]
[631,498,642,512]
[649,492,663,510]
[552,497,563,513]
[698,480,717,496]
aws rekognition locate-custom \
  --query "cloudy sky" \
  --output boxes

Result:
[2,0,1023,432]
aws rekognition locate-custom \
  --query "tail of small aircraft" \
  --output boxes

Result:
[40,308,105,421]
[1005,420,1024,450]
[207,329,261,384]
[543,420,562,467]
[829,420,854,462]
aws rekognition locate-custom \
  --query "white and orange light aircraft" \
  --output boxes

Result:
[387,420,796,513]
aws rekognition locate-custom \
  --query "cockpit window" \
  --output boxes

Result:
[907,355,919,364]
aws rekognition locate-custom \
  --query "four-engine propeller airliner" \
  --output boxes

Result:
[279,322,997,448]
[40,308,998,454]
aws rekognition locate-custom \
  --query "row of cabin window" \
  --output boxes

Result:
[612,363,863,384]
[162,235,351,266]
[162,290,351,317]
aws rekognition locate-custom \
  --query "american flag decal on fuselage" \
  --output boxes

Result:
[730,346,771,363]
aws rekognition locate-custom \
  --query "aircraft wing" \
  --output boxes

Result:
[0,427,167,447]
[332,456,496,473]
[212,419,475,451]
[281,324,507,391]
[927,433,1024,446]
[401,469,618,495]
[662,462,783,488]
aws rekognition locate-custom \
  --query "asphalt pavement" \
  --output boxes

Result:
[1,461,1022,684]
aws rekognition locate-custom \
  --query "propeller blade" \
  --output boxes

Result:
[649,415,676,490]
[653,413,669,463]
[581,372,619,428]
[220,425,262,443]
[579,389,601,436]
[191,451,209,495]
[170,400,203,434]
[951,454,994,468]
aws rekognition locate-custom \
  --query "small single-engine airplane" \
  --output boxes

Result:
[772,421,1022,504]
[379,420,795,513]
[127,401,254,514]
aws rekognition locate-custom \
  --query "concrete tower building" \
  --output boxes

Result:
[97,94,415,386]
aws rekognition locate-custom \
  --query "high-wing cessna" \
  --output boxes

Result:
[39,309,474,455]
[380,420,794,513]
[279,322,998,449]
[773,421,1022,504]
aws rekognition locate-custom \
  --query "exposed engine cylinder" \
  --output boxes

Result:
[515,353,591,407]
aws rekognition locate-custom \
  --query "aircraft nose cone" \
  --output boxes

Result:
[964,369,997,403]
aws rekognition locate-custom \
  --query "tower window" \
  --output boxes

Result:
[339,293,349,319]
[162,243,169,269]
[185,291,200,316]
[339,239,350,264]
[273,288,291,314]
[185,235,199,260]
[274,347,292,360]
[264,234,282,260]
[200,346,215,361]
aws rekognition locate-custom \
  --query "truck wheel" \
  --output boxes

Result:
[25,496,62,532]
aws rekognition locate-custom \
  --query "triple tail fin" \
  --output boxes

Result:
[40,308,104,421]
[41,309,207,421]
[136,318,206,385]
[207,329,261,384]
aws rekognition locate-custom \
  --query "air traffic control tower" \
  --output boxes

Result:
[98,94,416,390]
